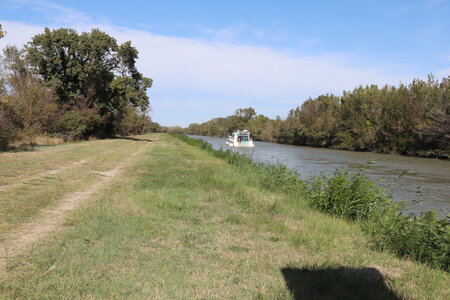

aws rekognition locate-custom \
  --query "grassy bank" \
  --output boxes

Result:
[175,135,449,272]
[1,134,449,298]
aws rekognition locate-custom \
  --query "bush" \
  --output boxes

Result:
[365,207,450,271]
[0,99,19,149]
[8,74,61,138]
[307,167,449,270]
[115,105,156,136]
[305,166,392,220]
[59,108,100,139]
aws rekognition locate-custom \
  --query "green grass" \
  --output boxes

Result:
[0,138,135,185]
[0,134,449,299]
[0,137,146,239]
[175,134,449,272]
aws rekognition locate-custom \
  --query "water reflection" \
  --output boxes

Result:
[190,135,450,215]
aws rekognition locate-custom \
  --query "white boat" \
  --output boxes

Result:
[226,130,255,147]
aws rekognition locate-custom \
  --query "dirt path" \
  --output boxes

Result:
[0,141,138,191]
[0,140,152,273]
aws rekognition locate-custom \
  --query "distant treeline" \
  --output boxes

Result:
[0,26,161,149]
[186,76,449,158]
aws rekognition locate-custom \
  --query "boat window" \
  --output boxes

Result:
[241,136,249,142]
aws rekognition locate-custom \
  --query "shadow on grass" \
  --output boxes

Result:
[1,136,153,153]
[281,266,401,300]
[1,144,39,153]
[113,136,153,142]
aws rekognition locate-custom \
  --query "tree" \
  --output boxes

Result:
[247,114,270,140]
[235,107,256,123]
[0,24,5,39]
[26,28,152,135]
[1,46,60,141]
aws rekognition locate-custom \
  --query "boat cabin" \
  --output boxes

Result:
[226,130,255,147]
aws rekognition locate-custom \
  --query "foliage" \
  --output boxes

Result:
[174,134,450,271]
[58,108,100,139]
[26,27,152,135]
[0,28,155,149]
[305,166,390,220]
[365,208,449,271]
[1,46,61,142]
[187,76,449,158]
[115,105,159,136]
[0,99,19,149]
[0,24,5,39]
[185,106,281,141]
[307,166,449,270]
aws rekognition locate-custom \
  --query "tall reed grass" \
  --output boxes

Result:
[173,134,450,271]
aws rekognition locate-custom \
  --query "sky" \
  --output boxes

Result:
[0,0,449,126]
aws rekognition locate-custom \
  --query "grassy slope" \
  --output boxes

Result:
[0,134,448,299]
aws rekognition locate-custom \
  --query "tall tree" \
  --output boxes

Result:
[26,28,152,134]
[235,107,256,122]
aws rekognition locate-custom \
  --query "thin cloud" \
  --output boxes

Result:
[0,20,44,47]
[9,0,91,25]
[201,24,265,43]
[436,67,450,78]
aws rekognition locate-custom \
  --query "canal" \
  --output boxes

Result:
[190,135,450,216]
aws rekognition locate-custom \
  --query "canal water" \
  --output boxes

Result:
[190,135,450,216]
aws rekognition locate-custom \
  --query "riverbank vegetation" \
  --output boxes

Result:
[186,76,449,158]
[1,134,448,298]
[174,134,450,272]
[0,26,161,150]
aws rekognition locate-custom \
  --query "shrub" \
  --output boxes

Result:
[59,108,100,139]
[365,207,449,271]
[115,105,156,136]
[0,99,20,149]
[305,166,392,220]
[307,167,449,270]
[8,74,61,138]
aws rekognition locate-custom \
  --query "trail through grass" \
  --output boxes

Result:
[0,137,148,238]
[0,134,448,299]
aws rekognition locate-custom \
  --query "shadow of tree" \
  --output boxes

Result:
[113,136,153,142]
[2,144,39,153]
[281,266,401,300]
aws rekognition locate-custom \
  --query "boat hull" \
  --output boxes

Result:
[226,140,255,147]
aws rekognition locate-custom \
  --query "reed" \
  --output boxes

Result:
[306,167,449,271]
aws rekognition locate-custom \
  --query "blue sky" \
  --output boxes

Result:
[0,0,449,126]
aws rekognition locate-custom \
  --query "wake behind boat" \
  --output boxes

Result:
[226,130,255,147]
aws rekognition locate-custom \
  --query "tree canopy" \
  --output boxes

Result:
[186,76,449,158]
[1,27,158,148]
[26,28,152,134]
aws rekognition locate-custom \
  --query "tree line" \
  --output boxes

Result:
[0,26,161,149]
[186,76,449,158]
